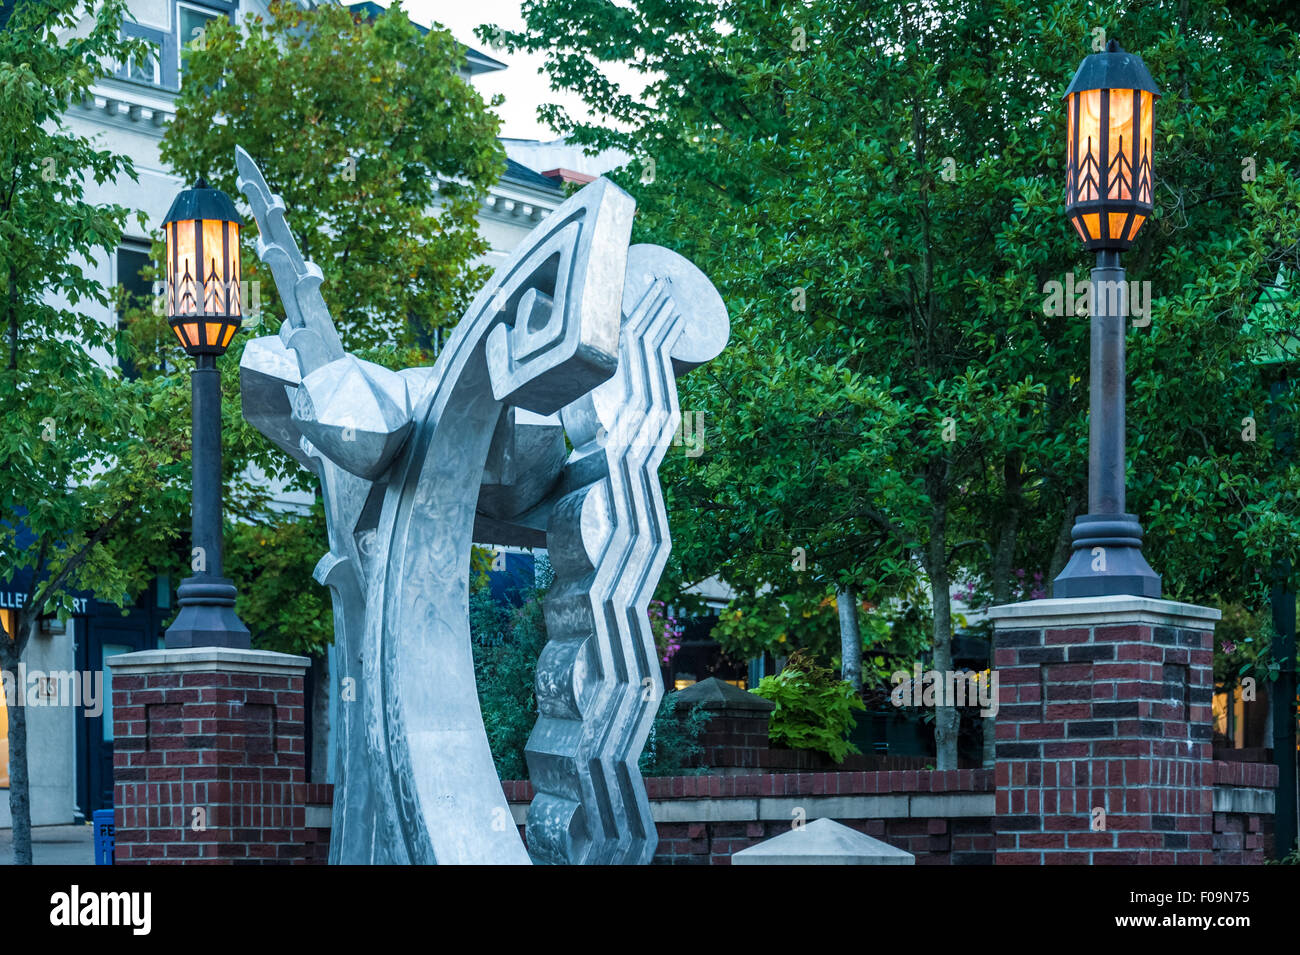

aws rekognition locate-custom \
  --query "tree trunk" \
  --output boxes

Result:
[929,564,958,769]
[1047,493,1080,595]
[0,613,33,864]
[310,651,330,783]
[836,586,862,691]
[990,454,1022,603]
[985,453,1022,768]
[926,467,958,770]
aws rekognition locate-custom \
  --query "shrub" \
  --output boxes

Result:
[639,693,713,776]
[752,649,865,762]
[471,580,548,780]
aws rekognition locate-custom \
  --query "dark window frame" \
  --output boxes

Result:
[115,241,163,380]
[116,20,177,90]
[175,1,236,88]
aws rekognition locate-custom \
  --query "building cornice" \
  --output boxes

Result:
[73,85,564,220]
[76,80,175,135]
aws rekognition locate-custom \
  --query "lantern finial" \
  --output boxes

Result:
[1063,41,1160,251]
[161,180,243,355]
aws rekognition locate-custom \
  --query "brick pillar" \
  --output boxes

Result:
[987,596,1218,864]
[674,677,776,771]
[107,647,311,864]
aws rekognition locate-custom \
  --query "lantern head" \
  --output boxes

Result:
[162,179,243,356]
[1063,40,1160,251]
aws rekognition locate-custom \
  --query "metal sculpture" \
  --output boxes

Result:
[235,147,729,864]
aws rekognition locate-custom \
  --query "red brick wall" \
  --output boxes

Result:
[652,816,997,866]
[994,620,1216,863]
[1211,761,1278,864]
[503,770,995,865]
[687,703,962,773]
[696,712,770,770]
[109,651,1278,866]
[283,767,1276,865]
[112,666,318,864]
[299,783,333,865]
[1213,812,1272,864]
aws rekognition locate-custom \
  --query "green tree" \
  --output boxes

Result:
[136,1,512,760]
[146,0,508,528]
[224,502,332,659]
[470,582,549,781]
[710,585,930,690]
[0,0,189,863]
[160,0,506,364]
[153,0,509,532]
[493,0,1300,770]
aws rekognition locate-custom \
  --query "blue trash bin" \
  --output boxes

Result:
[92,809,115,865]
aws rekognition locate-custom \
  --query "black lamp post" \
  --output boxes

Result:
[1053,40,1163,599]
[161,179,251,649]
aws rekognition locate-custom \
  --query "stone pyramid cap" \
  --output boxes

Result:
[732,818,916,865]
[675,677,774,712]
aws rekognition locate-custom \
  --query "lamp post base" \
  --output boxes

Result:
[164,576,251,649]
[1052,513,1162,598]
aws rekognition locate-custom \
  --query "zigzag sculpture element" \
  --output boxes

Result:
[235,146,729,864]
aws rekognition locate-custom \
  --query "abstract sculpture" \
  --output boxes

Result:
[235,147,729,864]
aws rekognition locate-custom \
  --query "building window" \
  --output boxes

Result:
[100,644,134,743]
[115,244,155,379]
[115,22,175,89]
[177,3,224,83]
[123,40,161,84]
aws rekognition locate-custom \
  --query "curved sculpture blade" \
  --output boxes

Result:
[235,145,345,373]
[366,178,631,864]
[527,245,728,864]
[236,141,729,865]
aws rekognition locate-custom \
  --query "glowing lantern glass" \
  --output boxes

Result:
[162,179,243,355]
[1063,40,1160,251]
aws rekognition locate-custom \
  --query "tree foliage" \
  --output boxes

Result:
[161,0,506,361]
[224,501,332,657]
[470,583,549,781]
[0,0,188,864]
[493,0,1300,767]
[147,0,510,658]
[711,585,930,688]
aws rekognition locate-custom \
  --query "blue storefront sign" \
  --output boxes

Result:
[92,808,115,865]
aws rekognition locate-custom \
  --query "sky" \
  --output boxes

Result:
[397,0,613,142]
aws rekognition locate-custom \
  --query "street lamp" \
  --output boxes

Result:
[1053,40,1163,599]
[161,179,250,649]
